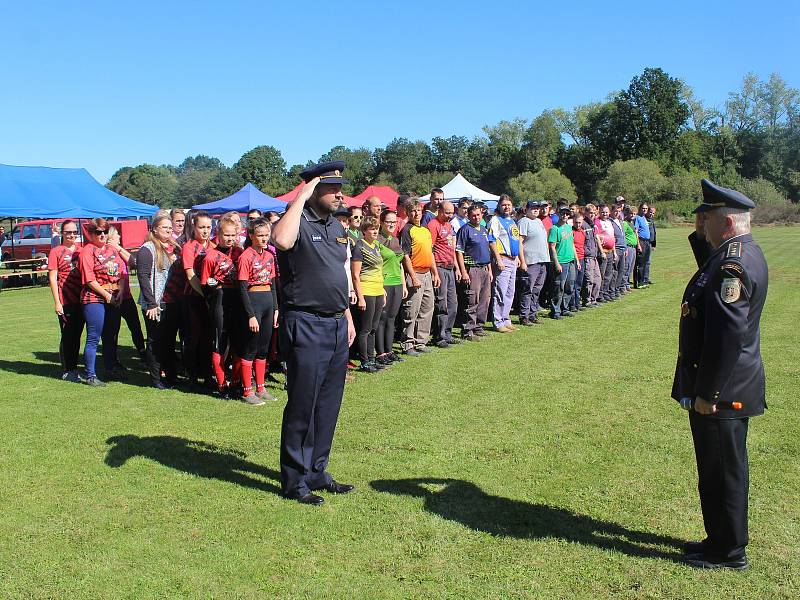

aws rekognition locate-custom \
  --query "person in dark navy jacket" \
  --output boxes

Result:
[673,179,768,570]
[271,160,357,506]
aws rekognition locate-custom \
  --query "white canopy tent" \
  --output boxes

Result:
[420,173,500,203]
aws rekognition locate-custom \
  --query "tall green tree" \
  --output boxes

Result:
[520,112,564,173]
[612,67,690,161]
[233,145,290,196]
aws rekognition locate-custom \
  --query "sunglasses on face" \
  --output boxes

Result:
[94,230,108,235]
[63,230,79,235]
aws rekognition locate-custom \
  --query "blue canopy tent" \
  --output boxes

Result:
[192,183,287,214]
[0,164,159,218]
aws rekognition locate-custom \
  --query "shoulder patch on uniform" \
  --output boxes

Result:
[721,261,743,276]
[336,237,348,244]
[726,241,742,258]
[720,277,741,303]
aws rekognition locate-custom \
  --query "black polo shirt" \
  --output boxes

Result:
[277,205,349,313]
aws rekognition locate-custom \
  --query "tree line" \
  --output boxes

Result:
[107,68,800,216]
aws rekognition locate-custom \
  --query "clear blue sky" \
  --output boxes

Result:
[1,0,798,184]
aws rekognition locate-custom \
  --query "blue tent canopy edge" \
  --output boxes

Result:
[0,164,158,218]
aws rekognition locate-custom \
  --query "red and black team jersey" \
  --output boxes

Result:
[161,244,184,304]
[182,239,214,294]
[79,243,126,304]
[237,246,276,287]
[47,243,83,305]
[201,246,243,286]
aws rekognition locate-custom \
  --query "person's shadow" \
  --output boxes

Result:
[371,478,684,561]
[105,435,281,495]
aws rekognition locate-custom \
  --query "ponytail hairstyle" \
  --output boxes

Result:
[247,217,270,237]
[185,210,212,242]
[147,210,177,270]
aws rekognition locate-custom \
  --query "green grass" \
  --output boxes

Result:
[0,227,798,599]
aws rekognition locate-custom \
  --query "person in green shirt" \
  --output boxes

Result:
[547,206,577,319]
[376,210,408,365]
[623,207,641,291]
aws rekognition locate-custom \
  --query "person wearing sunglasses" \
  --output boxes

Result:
[47,219,85,383]
[78,218,127,386]
[346,207,363,240]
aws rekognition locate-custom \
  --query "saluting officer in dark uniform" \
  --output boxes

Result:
[271,160,357,506]
[673,179,768,569]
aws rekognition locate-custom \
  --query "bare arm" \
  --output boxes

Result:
[271,177,319,251]
[48,270,63,315]
[351,260,366,309]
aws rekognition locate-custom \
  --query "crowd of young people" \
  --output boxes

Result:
[46,190,657,398]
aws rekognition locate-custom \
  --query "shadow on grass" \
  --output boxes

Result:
[371,478,684,561]
[0,357,63,379]
[105,435,281,495]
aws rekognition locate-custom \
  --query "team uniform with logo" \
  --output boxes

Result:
[48,243,84,376]
[201,245,244,392]
[78,243,127,380]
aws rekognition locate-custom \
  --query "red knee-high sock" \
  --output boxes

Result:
[254,359,267,393]
[211,352,226,391]
[241,359,253,396]
[231,356,242,386]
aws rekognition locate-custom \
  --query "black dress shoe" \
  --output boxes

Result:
[684,553,749,570]
[318,480,355,494]
[283,492,325,506]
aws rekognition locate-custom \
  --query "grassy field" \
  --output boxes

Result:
[0,227,797,599]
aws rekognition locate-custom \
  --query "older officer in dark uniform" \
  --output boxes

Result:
[673,179,768,569]
[271,160,357,506]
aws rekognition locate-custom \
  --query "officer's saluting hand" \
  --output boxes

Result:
[272,160,358,506]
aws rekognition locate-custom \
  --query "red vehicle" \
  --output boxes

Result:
[1,218,149,261]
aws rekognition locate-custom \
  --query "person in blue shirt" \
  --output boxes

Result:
[488,195,526,332]
[633,202,652,288]
[455,206,493,340]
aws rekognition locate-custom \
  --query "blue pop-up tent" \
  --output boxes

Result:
[0,164,159,218]
[192,183,287,214]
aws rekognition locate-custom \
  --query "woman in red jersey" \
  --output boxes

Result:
[78,218,127,386]
[107,225,145,367]
[182,210,215,391]
[137,211,182,389]
[201,211,244,396]
[237,218,278,405]
[47,219,84,383]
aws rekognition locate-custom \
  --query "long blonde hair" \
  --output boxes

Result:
[147,210,178,270]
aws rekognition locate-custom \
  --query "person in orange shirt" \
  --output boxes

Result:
[398,198,440,355]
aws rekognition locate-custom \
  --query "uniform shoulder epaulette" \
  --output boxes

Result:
[726,241,742,258]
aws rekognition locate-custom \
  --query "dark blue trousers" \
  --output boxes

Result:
[279,309,349,496]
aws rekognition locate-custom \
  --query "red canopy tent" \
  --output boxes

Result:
[351,185,399,210]
[276,181,357,205]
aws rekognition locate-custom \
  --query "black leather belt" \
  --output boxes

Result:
[286,306,344,319]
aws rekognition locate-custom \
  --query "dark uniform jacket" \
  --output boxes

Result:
[672,232,768,419]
